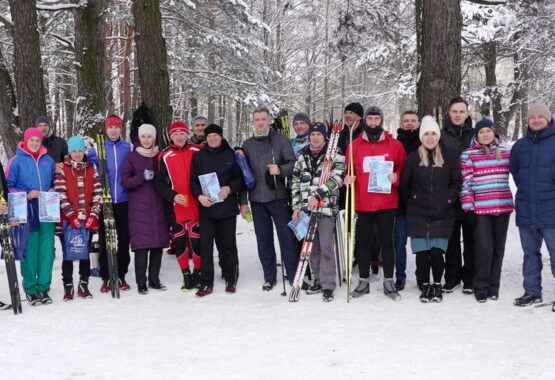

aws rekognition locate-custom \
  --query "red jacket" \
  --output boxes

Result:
[156,143,201,222]
[346,131,406,212]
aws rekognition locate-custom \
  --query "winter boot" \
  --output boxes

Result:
[181,269,193,292]
[419,284,432,303]
[475,291,487,303]
[195,285,213,297]
[78,278,93,299]
[513,293,542,307]
[26,293,41,306]
[395,278,406,291]
[63,283,74,302]
[148,281,167,291]
[192,269,202,289]
[351,278,370,298]
[118,278,131,291]
[306,280,323,295]
[262,280,276,291]
[383,278,401,301]
[39,291,53,305]
[225,282,236,293]
[138,284,148,295]
[322,289,334,302]
[442,282,460,294]
[431,283,443,303]
[100,280,110,293]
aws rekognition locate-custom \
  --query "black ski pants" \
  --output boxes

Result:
[444,210,476,288]
[134,248,163,287]
[355,210,395,279]
[98,202,131,281]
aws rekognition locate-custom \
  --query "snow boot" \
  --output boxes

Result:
[431,283,443,303]
[181,269,194,292]
[383,278,401,301]
[351,278,370,298]
[100,280,110,293]
[118,278,131,291]
[196,285,213,297]
[192,269,202,289]
[63,283,74,302]
[78,278,93,299]
[225,282,236,293]
[138,284,148,295]
[513,293,542,307]
[148,281,167,291]
[26,293,41,306]
[39,291,52,305]
[419,284,432,303]
[395,278,406,291]
[322,289,334,302]
[306,280,323,295]
[262,280,276,291]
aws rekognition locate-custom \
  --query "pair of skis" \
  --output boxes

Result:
[96,135,120,299]
[344,122,357,302]
[289,121,343,302]
[0,190,22,314]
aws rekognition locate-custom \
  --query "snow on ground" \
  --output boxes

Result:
[1,214,554,380]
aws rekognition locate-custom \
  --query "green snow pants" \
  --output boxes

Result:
[20,222,55,294]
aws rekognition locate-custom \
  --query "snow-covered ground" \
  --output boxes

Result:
[1,213,554,380]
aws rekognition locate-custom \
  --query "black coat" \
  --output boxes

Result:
[337,119,365,155]
[400,147,462,239]
[439,116,473,156]
[190,140,244,219]
[43,134,68,163]
[396,128,421,214]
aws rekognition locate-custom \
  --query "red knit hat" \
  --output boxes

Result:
[105,115,123,130]
[169,121,189,136]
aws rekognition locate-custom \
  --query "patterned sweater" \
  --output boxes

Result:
[459,141,513,216]
[291,144,345,217]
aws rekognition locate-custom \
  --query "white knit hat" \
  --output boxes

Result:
[419,116,441,142]
[138,123,157,139]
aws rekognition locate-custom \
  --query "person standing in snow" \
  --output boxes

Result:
[239,106,298,291]
[510,104,555,309]
[190,124,244,297]
[400,116,461,303]
[393,110,421,291]
[88,115,133,292]
[155,121,203,291]
[6,128,56,306]
[344,106,406,301]
[291,122,345,302]
[440,97,475,294]
[460,118,513,303]
[121,124,170,295]
[55,136,103,301]
[35,115,68,164]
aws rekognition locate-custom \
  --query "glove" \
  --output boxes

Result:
[68,215,81,229]
[143,169,154,181]
[85,214,99,232]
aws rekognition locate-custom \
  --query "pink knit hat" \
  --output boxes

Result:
[24,127,44,144]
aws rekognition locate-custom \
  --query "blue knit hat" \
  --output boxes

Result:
[308,122,328,139]
[474,118,495,136]
[67,136,86,153]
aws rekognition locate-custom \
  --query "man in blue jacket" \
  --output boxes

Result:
[89,115,133,292]
[510,103,555,309]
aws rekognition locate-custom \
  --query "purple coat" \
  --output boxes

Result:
[121,150,169,251]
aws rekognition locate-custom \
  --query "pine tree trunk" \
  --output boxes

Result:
[74,0,106,136]
[8,0,47,129]
[0,46,19,157]
[416,0,462,117]
[133,0,173,146]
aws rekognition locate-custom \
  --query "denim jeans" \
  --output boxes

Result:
[518,226,555,296]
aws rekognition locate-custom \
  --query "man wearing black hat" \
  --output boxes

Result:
[290,112,311,157]
[338,102,365,155]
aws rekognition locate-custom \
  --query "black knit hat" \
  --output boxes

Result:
[308,122,328,139]
[204,124,223,137]
[292,112,311,125]
[344,102,364,118]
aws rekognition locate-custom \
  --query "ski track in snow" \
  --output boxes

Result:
[1,214,554,380]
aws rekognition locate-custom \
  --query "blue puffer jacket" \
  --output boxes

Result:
[88,138,132,204]
[7,143,55,192]
[510,121,555,228]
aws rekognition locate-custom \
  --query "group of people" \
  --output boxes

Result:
[1,97,555,310]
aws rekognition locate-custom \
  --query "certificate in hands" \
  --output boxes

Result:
[8,192,27,223]
[367,160,394,194]
[39,191,61,222]
[198,173,223,203]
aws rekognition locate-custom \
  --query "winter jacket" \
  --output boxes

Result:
[440,116,474,156]
[510,121,555,228]
[155,143,201,223]
[241,129,296,203]
[88,138,132,203]
[190,140,244,219]
[396,128,421,214]
[460,139,513,216]
[291,144,345,217]
[6,143,55,193]
[337,120,365,155]
[54,155,103,232]
[43,134,68,163]
[345,130,406,212]
[122,150,170,250]
[400,147,462,239]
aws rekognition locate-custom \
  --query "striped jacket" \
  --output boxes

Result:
[291,144,345,217]
[459,140,513,216]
